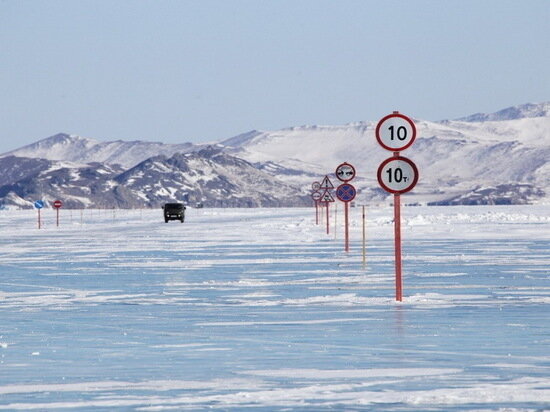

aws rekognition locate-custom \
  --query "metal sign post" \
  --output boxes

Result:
[316,200,319,225]
[320,189,335,234]
[34,200,44,229]
[336,183,357,252]
[335,162,357,252]
[311,191,321,225]
[334,202,337,240]
[319,176,335,235]
[362,205,366,268]
[375,112,418,301]
[53,200,63,227]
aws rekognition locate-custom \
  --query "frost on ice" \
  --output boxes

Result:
[0,205,548,410]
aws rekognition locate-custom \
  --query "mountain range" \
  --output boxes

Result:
[0,102,548,208]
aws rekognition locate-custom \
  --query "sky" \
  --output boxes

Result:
[1,0,549,153]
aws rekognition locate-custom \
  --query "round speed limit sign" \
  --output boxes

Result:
[377,156,419,194]
[376,113,417,152]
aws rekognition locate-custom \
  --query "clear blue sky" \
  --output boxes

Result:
[1,0,549,152]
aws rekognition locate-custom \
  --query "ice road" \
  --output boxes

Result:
[0,205,548,411]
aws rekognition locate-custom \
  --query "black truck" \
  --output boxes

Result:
[162,203,186,223]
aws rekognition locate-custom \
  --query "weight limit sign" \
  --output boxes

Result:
[377,156,419,194]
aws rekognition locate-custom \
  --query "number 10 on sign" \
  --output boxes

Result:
[375,113,417,152]
[375,112,419,302]
[377,156,418,194]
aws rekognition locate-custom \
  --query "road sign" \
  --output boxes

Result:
[320,175,334,189]
[311,191,322,225]
[336,183,356,202]
[377,156,419,194]
[53,200,63,209]
[375,112,419,302]
[320,189,335,203]
[34,200,44,229]
[312,182,321,191]
[336,183,356,252]
[376,112,417,152]
[319,189,334,235]
[335,162,356,182]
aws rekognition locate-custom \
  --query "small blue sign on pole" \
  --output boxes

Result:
[336,184,357,203]
[34,200,44,229]
[336,183,357,253]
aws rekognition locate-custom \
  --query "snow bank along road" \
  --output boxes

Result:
[0,205,548,410]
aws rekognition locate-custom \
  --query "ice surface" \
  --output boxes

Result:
[0,205,548,410]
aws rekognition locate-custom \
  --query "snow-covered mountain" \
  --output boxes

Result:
[220,102,550,205]
[1,133,204,168]
[0,149,309,209]
[0,156,126,209]
[114,147,308,207]
[456,102,549,122]
[0,102,548,207]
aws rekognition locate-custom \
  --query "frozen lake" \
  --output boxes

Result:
[0,205,549,410]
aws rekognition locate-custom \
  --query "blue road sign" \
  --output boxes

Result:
[336,184,356,202]
[34,200,44,209]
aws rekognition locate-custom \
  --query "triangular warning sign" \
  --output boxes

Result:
[320,189,335,202]
[320,175,334,189]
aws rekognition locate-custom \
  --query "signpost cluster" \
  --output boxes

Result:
[310,163,357,251]
[311,175,335,234]
[34,199,64,229]
[308,112,420,302]
[375,112,419,301]
[320,176,334,234]
[311,182,322,225]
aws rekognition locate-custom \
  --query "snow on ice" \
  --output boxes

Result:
[0,205,548,410]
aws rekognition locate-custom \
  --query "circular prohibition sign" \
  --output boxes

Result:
[375,113,417,152]
[336,183,357,202]
[335,162,356,182]
[377,156,419,194]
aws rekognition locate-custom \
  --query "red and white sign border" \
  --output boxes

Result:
[335,162,356,183]
[376,156,419,195]
[336,183,357,202]
[375,113,417,152]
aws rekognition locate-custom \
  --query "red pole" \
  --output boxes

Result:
[326,202,330,234]
[362,205,366,267]
[394,193,402,301]
[344,201,349,252]
[315,201,319,225]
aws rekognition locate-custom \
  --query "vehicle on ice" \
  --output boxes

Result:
[162,203,186,223]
